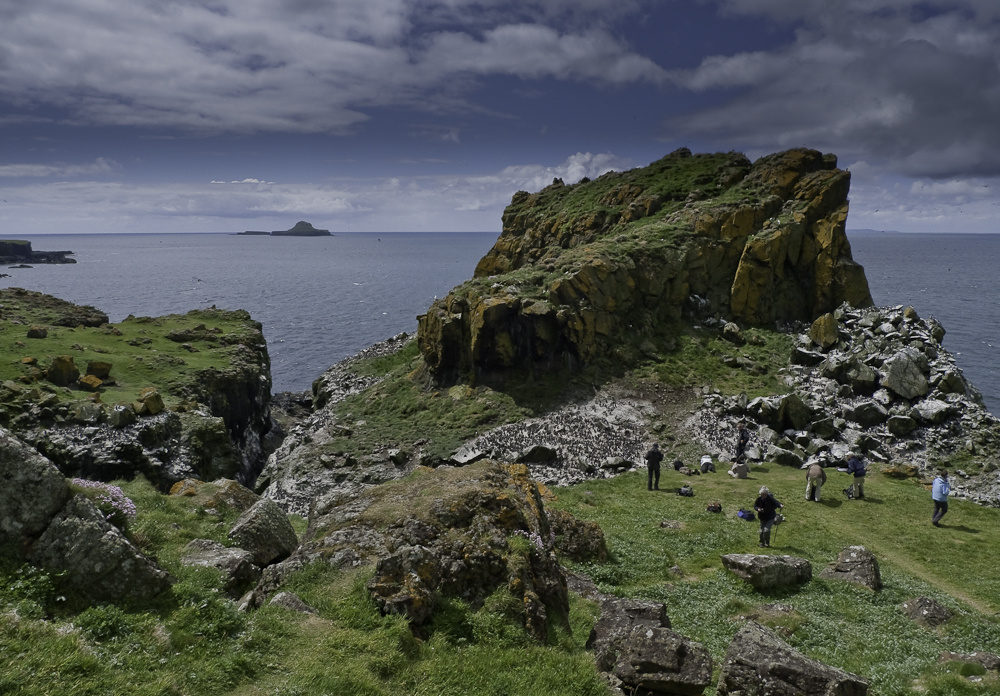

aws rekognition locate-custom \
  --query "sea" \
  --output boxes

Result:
[1,231,997,415]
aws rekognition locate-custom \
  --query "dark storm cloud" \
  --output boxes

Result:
[0,0,663,134]
[667,0,1000,178]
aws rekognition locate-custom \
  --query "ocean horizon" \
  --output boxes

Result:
[1,230,996,415]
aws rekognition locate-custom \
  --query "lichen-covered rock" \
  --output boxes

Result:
[588,597,672,669]
[227,498,298,567]
[717,622,869,695]
[181,539,261,597]
[268,591,316,614]
[818,546,882,591]
[901,596,953,627]
[46,355,80,387]
[0,430,68,541]
[547,507,609,562]
[721,554,812,590]
[29,495,172,601]
[810,313,839,350]
[881,347,930,400]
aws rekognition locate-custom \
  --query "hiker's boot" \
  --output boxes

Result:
[763,531,771,547]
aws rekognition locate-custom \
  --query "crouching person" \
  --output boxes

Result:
[754,486,783,548]
[805,461,827,502]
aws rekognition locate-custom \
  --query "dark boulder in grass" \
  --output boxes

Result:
[721,554,812,591]
[0,431,68,541]
[818,546,882,591]
[227,498,298,567]
[717,622,869,695]
[901,596,953,627]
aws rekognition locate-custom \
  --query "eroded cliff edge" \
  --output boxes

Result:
[418,148,873,384]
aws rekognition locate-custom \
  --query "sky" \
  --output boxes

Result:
[2,0,1000,235]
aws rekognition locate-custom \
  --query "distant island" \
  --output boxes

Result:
[238,221,331,237]
[0,239,75,265]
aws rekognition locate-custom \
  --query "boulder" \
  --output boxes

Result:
[587,597,712,696]
[46,355,80,387]
[137,387,165,416]
[818,546,882,591]
[181,539,261,597]
[781,393,814,430]
[227,498,299,567]
[939,651,1000,672]
[809,313,839,350]
[901,596,953,627]
[78,374,104,392]
[722,322,745,345]
[846,362,879,395]
[887,415,917,436]
[26,326,48,339]
[721,554,812,590]
[913,399,955,425]
[546,508,608,562]
[86,361,113,379]
[367,544,440,624]
[767,445,804,468]
[791,347,825,367]
[29,495,172,601]
[937,369,966,394]
[716,622,869,695]
[845,401,888,428]
[810,417,839,439]
[268,591,316,614]
[0,432,69,541]
[880,348,929,400]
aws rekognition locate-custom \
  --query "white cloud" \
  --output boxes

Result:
[0,158,118,178]
[0,150,632,234]
[667,1,1000,179]
[0,0,664,134]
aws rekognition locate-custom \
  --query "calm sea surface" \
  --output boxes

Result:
[2,231,997,414]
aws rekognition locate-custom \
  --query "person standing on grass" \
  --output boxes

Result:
[932,470,951,527]
[645,443,663,491]
[805,461,827,502]
[753,486,783,548]
[847,453,866,500]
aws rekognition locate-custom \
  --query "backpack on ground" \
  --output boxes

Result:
[737,508,755,521]
[706,502,722,513]
[678,484,694,497]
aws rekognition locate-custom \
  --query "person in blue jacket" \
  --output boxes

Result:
[847,453,866,500]
[932,470,951,527]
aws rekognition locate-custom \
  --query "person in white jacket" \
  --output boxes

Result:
[931,470,951,527]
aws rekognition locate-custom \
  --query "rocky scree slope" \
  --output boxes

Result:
[417,148,873,385]
[689,304,1000,504]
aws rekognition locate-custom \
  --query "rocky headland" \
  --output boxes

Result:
[0,239,75,265]
[4,148,1000,695]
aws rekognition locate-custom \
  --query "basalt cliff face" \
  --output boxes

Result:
[418,148,873,384]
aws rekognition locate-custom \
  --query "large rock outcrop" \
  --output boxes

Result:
[418,148,873,384]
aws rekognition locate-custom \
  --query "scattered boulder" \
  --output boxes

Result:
[26,326,47,339]
[913,399,955,425]
[810,313,839,350]
[901,596,953,627]
[517,444,559,464]
[767,445,804,468]
[791,347,825,367]
[268,591,316,614]
[136,387,165,416]
[547,508,608,562]
[886,415,917,436]
[722,322,745,345]
[78,374,104,392]
[588,597,712,695]
[227,498,299,567]
[717,621,869,695]
[939,651,1000,672]
[881,348,929,400]
[818,546,882,590]
[29,495,172,602]
[845,401,888,428]
[721,554,812,591]
[181,539,261,597]
[86,361,113,379]
[46,355,80,387]
[0,432,69,541]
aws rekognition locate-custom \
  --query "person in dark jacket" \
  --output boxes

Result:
[847,453,866,499]
[736,421,751,460]
[645,443,664,491]
[753,486,783,547]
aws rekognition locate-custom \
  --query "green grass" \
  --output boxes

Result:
[551,465,1000,694]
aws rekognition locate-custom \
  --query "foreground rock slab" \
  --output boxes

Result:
[0,431,68,541]
[29,495,172,602]
[721,554,812,591]
[589,597,711,695]
[818,546,882,591]
[181,539,261,597]
[717,622,869,695]
[227,498,298,567]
